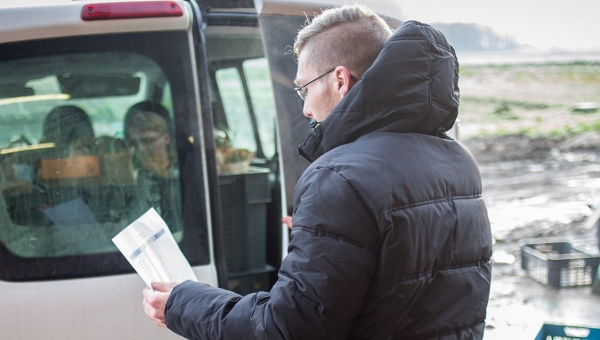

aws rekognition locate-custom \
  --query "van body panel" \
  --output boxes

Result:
[0,265,216,339]
[0,2,215,337]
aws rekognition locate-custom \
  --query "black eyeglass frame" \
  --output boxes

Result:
[294,67,358,101]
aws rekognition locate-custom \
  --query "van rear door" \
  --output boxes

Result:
[0,1,215,339]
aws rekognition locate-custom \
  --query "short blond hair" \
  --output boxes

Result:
[294,5,392,77]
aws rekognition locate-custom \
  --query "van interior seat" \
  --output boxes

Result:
[40,105,95,152]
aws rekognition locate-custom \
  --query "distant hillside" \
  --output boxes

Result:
[431,22,522,51]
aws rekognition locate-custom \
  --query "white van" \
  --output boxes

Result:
[0,0,402,338]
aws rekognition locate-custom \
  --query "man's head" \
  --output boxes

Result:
[126,111,171,173]
[293,5,392,123]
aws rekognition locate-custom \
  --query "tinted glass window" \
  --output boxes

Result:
[0,32,209,281]
[258,14,312,207]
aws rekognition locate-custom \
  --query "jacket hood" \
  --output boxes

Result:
[298,20,460,162]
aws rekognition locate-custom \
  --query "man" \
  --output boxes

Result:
[125,103,174,178]
[143,5,492,339]
[125,102,183,231]
[40,105,95,157]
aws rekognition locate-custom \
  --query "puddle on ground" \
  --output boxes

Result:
[480,157,600,242]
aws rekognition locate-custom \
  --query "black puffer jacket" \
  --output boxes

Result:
[165,21,492,340]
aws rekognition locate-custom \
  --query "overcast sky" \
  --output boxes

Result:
[396,0,600,50]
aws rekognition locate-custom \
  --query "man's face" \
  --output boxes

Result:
[295,50,341,123]
[127,128,170,166]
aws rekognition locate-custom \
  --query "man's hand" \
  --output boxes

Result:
[142,281,180,328]
[282,215,292,230]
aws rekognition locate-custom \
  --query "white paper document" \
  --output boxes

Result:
[112,208,198,288]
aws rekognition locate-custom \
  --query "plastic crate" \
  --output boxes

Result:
[535,324,600,340]
[521,238,600,287]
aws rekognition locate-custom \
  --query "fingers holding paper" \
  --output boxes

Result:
[142,281,180,328]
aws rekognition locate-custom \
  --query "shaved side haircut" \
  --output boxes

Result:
[294,5,393,77]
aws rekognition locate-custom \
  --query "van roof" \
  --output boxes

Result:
[199,0,403,28]
[0,0,403,45]
[0,0,192,44]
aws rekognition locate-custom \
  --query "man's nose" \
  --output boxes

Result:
[303,101,313,119]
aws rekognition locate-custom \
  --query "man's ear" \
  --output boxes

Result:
[333,66,355,99]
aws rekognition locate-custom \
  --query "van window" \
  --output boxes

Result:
[243,58,277,159]
[213,57,277,162]
[215,67,256,152]
[0,32,210,281]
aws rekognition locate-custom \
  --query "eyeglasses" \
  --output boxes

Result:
[294,68,359,101]
[294,68,335,101]
[127,135,161,148]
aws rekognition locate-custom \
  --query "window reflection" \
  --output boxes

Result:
[0,53,184,258]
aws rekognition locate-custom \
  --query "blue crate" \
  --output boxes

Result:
[536,324,600,340]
